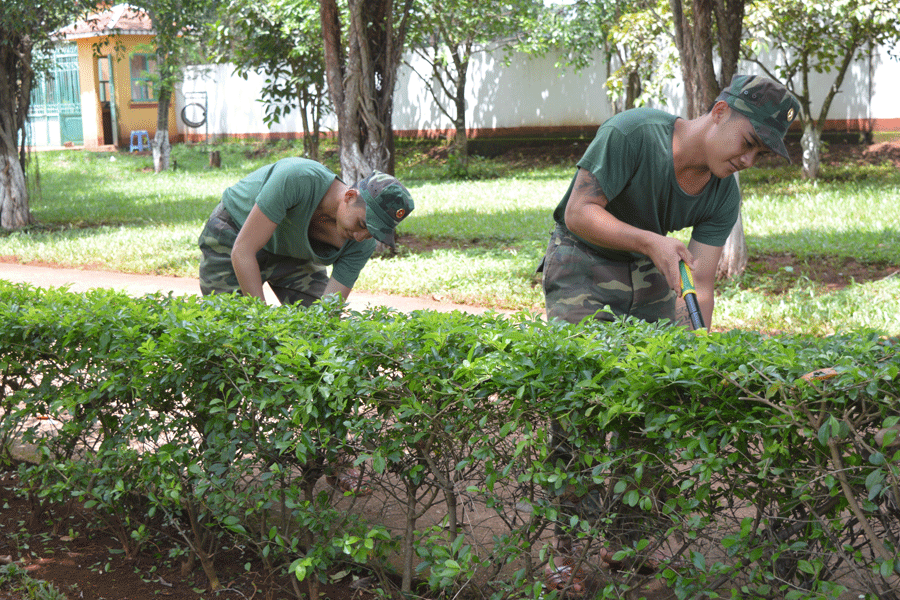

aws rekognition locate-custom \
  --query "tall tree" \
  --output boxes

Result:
[319,0,414,182]
[524,1,626,106]
[143,0,213,173]
[213,0,329,160]
[743,0,900,179]
[404,0,541,170]
[604,0,678,111]
[670,0,744,119]
[0,0,89,230]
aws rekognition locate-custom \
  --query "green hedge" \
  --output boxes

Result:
[1,281,898,600]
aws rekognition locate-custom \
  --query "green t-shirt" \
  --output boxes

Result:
[552,107,741,262]
[221,157,376,288]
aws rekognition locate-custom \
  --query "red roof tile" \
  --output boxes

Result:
[59,4,154,39]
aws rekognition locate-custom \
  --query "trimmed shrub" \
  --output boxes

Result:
[1,281,897,599]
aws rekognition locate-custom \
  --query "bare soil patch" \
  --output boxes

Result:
[753,137,900,169]
[0,465,371,600]
[742,253,900,294]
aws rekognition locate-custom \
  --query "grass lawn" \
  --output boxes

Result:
[4,137,899,336]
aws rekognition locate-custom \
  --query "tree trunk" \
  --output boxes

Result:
[401,481,419,593]
[453,126,468,158]
[320,0,345,126]
[691,0,719,113]
[450,57,469,167]
[311,88,322,162]
[800,122,821,180]
[625,70,641,110]
[299,90,321,162]
[299,89,313,158]
[670,0,718,119]
[321,0,371,182]
[0,148,31,229]
[153,87,172,173]
[153,129,171,173]
[716,205,748,279]
[0,32,34,230]
[294,61,322,162]
[319,0,411,183]
[713,0,744,87]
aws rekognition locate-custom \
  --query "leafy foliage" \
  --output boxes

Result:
[1,282,899,599]
[743,0,900,178]
[404,0,541,175]
[0,562,68,600]
[211,0,329,159]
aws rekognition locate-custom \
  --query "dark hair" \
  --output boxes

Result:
[708,100,748,123]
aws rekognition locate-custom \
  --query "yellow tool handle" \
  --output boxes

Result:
[679,260,696,298]
[679,260,705,331]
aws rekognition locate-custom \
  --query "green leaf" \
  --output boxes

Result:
[623,489,639,506]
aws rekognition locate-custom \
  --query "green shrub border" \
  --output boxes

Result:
[1,281,898,600]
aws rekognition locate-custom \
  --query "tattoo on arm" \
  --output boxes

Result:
[575,169,609,208]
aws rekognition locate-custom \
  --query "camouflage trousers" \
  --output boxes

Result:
[539,224,676,325]
[198,202,328,307]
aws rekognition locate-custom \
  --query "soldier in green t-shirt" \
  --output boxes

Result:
[541,74,799,330]
[198,158,414,495]
[538,75,799,593]
[199,157,414,307]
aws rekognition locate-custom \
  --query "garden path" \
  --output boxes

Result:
[0,262,511,315]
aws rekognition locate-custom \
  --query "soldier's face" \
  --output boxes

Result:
[339,193,372,243]
[710,108,770,178]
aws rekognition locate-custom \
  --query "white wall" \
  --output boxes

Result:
[26,117,62,147]
[176,45,900,140]
[178,64,337,140]
[860,48,900,127]
[392,50,617,133]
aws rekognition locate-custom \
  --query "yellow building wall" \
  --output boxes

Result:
[74,35,177,149]
[74,39,101,148]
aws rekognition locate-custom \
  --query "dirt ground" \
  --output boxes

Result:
[0,465,356,600]
[1,138,899,600]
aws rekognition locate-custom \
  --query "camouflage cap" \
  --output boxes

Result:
[717,74,800,162]
[356,171,414,248]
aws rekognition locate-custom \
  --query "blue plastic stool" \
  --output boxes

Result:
[129,130,150,152]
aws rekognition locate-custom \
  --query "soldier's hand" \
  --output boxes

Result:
[646,236,694,292]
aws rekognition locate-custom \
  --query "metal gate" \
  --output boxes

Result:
[27,44,83,147]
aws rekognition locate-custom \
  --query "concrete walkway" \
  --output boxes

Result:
[0,262,510,315]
